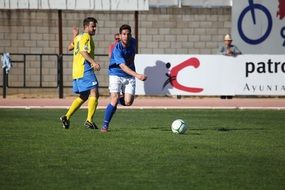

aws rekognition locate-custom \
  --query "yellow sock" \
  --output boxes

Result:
[87,96,98,122]
[66,97,85,120]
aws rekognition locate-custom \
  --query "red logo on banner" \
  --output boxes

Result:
[163,58,203,93]
[277,0,285,19]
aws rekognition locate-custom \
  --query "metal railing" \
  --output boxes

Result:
[1,53,108,98]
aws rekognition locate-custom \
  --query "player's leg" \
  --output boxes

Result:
[119,77,136,106]
[101,92,119,132]
[78,68,100,129]
[101,76,121,132]
[118,92,125,105]
[106,92,120,123]
[85,87,99,129]
[65,95,87,119]
[122,93,135,106]
[60,80,87,129]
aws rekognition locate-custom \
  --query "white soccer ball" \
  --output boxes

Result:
[171,119,188,134]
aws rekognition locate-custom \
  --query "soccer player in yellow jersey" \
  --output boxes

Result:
[60,17,100,129]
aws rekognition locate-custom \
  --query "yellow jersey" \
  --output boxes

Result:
[72,33,95,79]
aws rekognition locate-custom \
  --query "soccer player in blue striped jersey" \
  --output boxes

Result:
[60,17,100,129]
[101,24,147,132]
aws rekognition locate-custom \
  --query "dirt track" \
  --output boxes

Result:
[1,97,285,109]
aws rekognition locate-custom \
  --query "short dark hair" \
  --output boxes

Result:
[83,17,98,27]
[119,24,131,34]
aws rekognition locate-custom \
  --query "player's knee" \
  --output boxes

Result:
[124,101,133,106]
[79,91,89,101]
[80,96,88,102]
[90,88,99,99]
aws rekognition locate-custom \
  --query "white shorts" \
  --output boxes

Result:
[109,75,136,95]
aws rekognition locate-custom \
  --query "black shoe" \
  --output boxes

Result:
[60,115,70,129]
[84,121,98,129]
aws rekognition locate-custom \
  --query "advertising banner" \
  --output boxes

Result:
[232,0,285,54]
[135,54,285,96]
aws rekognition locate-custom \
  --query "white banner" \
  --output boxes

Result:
[181,0,231,7]
[149,0,232,8]
[135,54,285,96]
[232,0,285,54]
[0,0,149,10]
[149,0,180,7]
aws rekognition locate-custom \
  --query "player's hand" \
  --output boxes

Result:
[226,49,233,56]
[72,26,79,37]
[92,63,101,71]
[137,74,147,81]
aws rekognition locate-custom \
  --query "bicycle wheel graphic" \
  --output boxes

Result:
[238,0,272,45]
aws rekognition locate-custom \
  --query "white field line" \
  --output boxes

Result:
[0,106,285,110]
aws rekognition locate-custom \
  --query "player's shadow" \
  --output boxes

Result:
[144,60,172,95]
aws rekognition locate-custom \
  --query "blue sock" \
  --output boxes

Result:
[119,97,126,106]
[103,104,117,128]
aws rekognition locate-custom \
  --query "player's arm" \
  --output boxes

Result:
[80,51,101,71]
[79,34,100,71]
[233,45,242,55]
[218,46,227,55]
[119,63,147,81]
[67,26,79,51]
[68,41,75,51]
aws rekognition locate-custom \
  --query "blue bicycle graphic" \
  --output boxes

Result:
[238,0,272,45]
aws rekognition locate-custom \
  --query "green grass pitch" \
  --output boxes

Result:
[0,109,284,189]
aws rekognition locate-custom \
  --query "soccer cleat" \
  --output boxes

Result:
[60,115,70,129]
[84,121,98,129]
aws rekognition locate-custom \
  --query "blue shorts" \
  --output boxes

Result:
[72,63,98,94]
